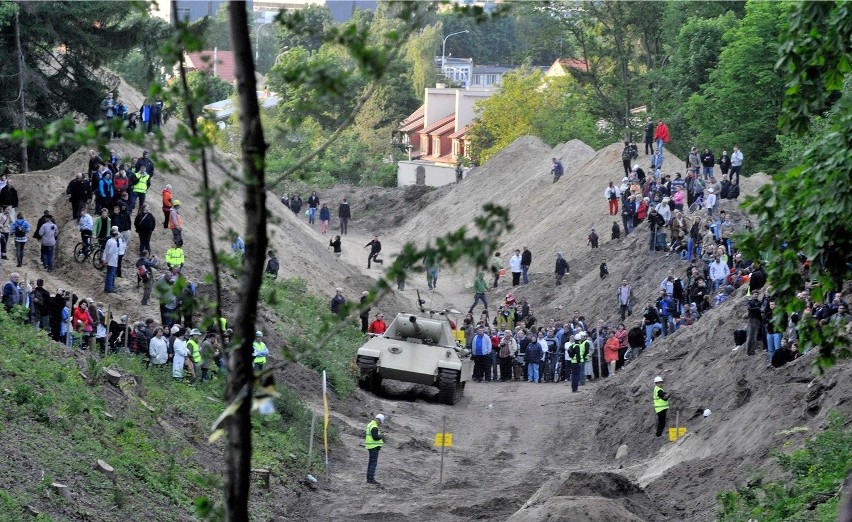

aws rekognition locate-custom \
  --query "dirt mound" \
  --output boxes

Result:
[7,77,408,324]
[509,471,664,522]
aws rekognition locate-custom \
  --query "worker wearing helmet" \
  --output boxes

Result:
[365,413,386,486]
[567,333,588,393]
[252,330,269,372]
[653,375,670,437]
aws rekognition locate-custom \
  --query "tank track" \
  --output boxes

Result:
[357,355,382,393]
[437,369,463,405]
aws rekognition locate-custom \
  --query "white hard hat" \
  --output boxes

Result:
[574,334,583,341]
[255,330,263,337]
[375,413,385,423]
[703,409,712,417]
[654,376,664,383]
[579,331,587,339]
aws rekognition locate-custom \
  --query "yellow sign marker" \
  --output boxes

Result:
[435,433,453,447]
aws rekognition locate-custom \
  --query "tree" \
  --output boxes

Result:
[739,0,852,367]
[468,69,603,164]
[682,1,789,175]
[0,1,152,171]
[405,24,441,96]
[275,4,335,53]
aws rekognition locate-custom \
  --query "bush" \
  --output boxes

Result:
[717,412,852,521]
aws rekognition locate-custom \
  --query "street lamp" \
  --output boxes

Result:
[441,30,469,70]
[256,22,272,62]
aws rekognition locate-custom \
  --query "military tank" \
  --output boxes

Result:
[356,297,473,405]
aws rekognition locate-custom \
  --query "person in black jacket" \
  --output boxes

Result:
[134,204,156,256]
[338,198,351,235]
[520,246,532,285]
[67,172,91,220]
[647,208,665,251]
[643,117,654,155]
[555,252,569,285]
[0,179,18,219]
[701,148,715,180]
[718,151,731,178]
[643,302,663,348]
[365,236,382,269]
[307,191,320,225]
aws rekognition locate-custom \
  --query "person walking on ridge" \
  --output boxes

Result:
[365,413,386,486]
[365,235,382,269]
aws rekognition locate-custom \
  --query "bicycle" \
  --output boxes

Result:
[687,195,704,214]
[73,239,106,270]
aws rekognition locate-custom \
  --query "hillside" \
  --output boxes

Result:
[3,76,850,522]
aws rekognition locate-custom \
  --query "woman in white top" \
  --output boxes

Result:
[172,329,189,379]
[149,328,168,366]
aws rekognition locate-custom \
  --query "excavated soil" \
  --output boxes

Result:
[6,73,849,522]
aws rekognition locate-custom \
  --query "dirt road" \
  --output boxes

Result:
[293,376,612,521]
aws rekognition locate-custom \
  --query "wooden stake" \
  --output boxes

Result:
[439,415,446,490]
[307,410,316,475]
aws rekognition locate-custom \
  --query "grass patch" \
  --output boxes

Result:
[261,278,364,398]
[717,412,852,521]
[0,307,329,520]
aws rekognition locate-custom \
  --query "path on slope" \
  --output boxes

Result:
[293,378,609,521]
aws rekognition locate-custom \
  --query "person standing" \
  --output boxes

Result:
[358,291,370,333]
[364,236,382,269]
[169,199,183,244]
[718,151,731,179]
[38,217,59,272]
[455,161,464,183]
[730,146,744,185]
[525,333,543,383]
[319,204,330,234]
[265,251,280,279]
[338,198,351,235]
[172,328,189,380]
[136,250,158,306]
[643,117,654,155]
[2,272,23,312]
[130,165,151,214]
[102,227,120,293]
[161,184,173,229]
[66,172,91,220]
[307,191,320,225]
[617,279,633,321]
[467,272,488,314]
[653,375,670,437]
[490,251,504,288]
[11,212,30,268]
[509,249,522,287]
[134,204,156,256]
[31,279,52,330]
[0,206,11,260]
[555,252,569,286]
[567,333,587,392]
[605,182,620,215]
[470,325,491,382]
[520,246,532,285]
[365,413,386,486]
[252,330,269,372]
[653,118,670,168]
[329,235,342,259]
[0,178,19,221]
[621,142,633,176]
[331,288,346,316]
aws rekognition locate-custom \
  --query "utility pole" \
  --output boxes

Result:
[14,5,28,173]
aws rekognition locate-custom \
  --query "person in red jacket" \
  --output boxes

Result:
[367,314,387,335]
[653,118,670,169]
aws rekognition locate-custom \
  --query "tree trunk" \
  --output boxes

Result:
[226,3,268,520]
[14,5,28,173]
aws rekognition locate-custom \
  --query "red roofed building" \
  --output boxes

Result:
[545,57,590,78]
[396,86,495,186]
[184,50,237,83]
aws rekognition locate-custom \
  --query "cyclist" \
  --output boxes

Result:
[78,209,94,253]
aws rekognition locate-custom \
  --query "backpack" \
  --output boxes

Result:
[266,257,280,275]
[621,148,631,162]
[14,226,26,239]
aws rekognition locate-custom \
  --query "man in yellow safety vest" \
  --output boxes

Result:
[187,328,202,383]
[653,375,670,437]
[131,165,151,214]
[365,413,385,486]
[252,330,269,372]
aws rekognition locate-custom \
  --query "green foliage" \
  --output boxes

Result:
[738,77,852,366]
[0,2,163,171]
[0,303,322,520]
[778,0,852,133]
[405,24,441,95]
[717,413,852,521]
[276,4,335,54]
[261,278,364,398]
[469,70,604,164]
[683,1,789,175]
